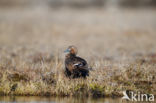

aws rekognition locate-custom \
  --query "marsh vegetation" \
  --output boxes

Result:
[0,2,156,98]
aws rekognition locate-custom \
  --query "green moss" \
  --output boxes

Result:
[89,83,105,97]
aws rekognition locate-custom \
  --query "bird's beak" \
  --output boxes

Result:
[64,49,70,53]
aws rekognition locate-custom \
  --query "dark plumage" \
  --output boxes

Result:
[64,46,89,78]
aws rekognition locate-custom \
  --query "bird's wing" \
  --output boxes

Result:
[72,57,88,69]
[65,56,88,72]
[73,61,84,68]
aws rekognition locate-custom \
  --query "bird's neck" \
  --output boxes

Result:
[66,54,76,58]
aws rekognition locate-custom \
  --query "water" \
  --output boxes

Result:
[0,96,125,103]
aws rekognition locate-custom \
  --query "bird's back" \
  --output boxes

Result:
[65,56,89,78]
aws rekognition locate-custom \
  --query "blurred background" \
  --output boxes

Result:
[0,0,156,8]
[0,0,156,60]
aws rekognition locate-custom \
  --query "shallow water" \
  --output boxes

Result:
[0,96,153,103]
[0,96,127,103]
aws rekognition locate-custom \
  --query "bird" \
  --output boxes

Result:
[64,46,89,78]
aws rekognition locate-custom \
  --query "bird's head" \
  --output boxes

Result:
[64,45,78,56]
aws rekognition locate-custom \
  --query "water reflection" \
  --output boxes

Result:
[0,96,132,103]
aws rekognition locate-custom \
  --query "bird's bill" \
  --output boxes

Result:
[64,49,70,53]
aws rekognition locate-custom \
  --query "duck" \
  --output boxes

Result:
[64,46,89,78]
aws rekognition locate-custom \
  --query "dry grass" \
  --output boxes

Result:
[0,47,155,97]
[0,7,156,97]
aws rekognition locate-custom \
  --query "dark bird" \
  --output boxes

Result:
[64,46,89,78]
